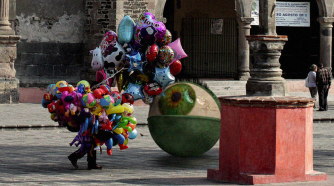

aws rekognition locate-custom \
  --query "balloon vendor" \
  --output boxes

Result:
[41,12,187,170]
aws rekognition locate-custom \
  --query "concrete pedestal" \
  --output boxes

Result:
[207,96,327,185]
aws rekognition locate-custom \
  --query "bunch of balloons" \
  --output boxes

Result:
[91,12,187,103]
[41,12,187,156]
[41,80,138,156]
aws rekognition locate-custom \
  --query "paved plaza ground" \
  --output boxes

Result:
[0,102,334,185]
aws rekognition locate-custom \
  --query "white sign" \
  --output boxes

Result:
[211,19,224,34]
[251,1,310,27]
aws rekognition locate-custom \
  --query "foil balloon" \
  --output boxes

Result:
[118,15,135,45]
[153,66,175,89]
[146,44,159,63]
[134,12,166,47]
[100,30,118,57]
[126,52,145,73]
[168,38,188,64]
[158,29,172,46]
[169,60,182,75]
[158,45,174,66]
[121,93,135,105]
[124,83,145,101]
[103,41,125,70]
[143,82,163,96]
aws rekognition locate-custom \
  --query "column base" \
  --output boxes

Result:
[208,169,327,185]
[246,80,287,96]
[0,77,19,104]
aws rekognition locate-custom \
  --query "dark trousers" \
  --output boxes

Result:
[69,142,97,166]
[317,84,329,111]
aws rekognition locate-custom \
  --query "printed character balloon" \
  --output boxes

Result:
[100,30,118,57]
[103,41,125,76]
[134,12,166,47]
[158,45,174,66]
[90,47,104,71]
[146,44,159,63]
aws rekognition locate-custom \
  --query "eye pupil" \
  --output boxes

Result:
[171,92,182,102]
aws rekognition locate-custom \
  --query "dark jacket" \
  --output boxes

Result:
[316,67,332,86]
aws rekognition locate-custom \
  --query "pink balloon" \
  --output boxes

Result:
[168,38,188,65]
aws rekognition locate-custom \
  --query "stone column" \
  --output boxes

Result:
[0,0,20,103]
[236,17,253,80]
[318,17,334,68]
[0,0,14,35]
[245,0,288,96]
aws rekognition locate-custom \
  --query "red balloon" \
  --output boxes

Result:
[169,60,182,75]
[122,93,134,105]
[44,93,53,102]
[146,44,159,62]
[144,82,163,96]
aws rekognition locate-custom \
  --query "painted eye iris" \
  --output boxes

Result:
[158,84,196,115]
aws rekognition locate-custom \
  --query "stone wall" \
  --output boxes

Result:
[14,0,86,87]
[13,0,166,87]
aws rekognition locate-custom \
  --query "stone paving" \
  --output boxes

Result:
[0,102,334,185]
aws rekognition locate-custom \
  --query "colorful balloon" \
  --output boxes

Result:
[158,45,174,66]
[158,29,172,45]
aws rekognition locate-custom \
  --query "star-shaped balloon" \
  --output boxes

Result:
[127,52,145,73]
[124,83,145,101]
[153,66,175,94]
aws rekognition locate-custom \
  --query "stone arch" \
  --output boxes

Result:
[154,0,167,23]
[316,0,334,17]
[235,0,255,18]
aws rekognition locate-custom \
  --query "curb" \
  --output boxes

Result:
[0,123,148,129]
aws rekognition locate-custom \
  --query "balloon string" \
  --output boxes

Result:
[92,67,128,90]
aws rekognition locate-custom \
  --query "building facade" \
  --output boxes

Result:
[9,0,334,87]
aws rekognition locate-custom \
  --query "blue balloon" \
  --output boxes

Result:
[118,15,135,45]
[124,83,145,101]
[153,66,175,89]
[129,129,138,139]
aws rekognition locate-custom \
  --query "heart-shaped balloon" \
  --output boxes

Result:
[146,44,159,62]
[100,30,118,57]
[134,12,166,47]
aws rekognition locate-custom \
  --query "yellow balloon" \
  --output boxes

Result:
[124,138,128,146]
[106,105,124,115]
[114,128,123,134]
[77,80,90,88]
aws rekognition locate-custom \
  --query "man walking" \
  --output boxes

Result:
[316,63,332,111]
